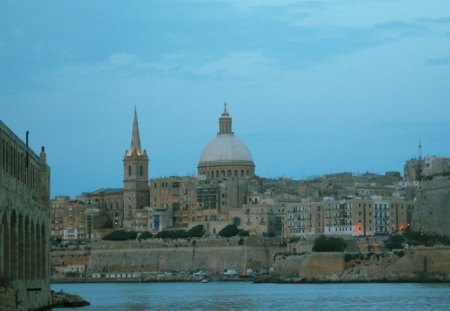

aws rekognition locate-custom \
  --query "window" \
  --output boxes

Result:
[140,165,143,177]
[128,165,132,177]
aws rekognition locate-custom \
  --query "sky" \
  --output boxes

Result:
[1,0,449,198]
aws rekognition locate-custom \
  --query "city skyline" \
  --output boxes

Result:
[1,1,450,197]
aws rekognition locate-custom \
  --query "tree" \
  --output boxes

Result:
[103,230,138,241]
[384,233,406,250]
[187,225,206,238]
[312,235,347,252]
[138,231,153,241]
[218,224,239,237]
[156,230,186,239]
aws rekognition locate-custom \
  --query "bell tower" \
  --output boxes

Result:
[123,107,149,228]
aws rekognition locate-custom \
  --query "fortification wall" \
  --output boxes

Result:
[88,243,283,274]
[413,176,450,236]
[273,247,450,282]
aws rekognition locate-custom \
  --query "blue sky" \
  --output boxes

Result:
[1,0,449,198]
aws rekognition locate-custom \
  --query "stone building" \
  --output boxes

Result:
[283,196,414,239]
[123,108,150,229]
[0,121,51,310]
[76,188,124,229]
[198,104,255,179]
[50,196,99,240]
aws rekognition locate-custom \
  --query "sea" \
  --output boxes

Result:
[51,282,450,310]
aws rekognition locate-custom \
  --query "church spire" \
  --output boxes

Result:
[130,107,142,155]
[219,102,233,135]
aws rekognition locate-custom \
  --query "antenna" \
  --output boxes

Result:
[418,139,422,161]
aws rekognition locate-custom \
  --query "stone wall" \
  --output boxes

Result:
[413,176,450,236]
[0,121,51,310]
[272,247,450,282]
[0,286,17,311]
[273,253,345,278]
[51,237,287,276]
[87,238,285,274]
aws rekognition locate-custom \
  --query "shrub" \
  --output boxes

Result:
[103,230,138,241]
[156,230,186,239]
[155,225,206,239]
[404,227,450,247]
[384,233,406,250]
[312,235,347,252]
[238,229,249,237]
[186,225,206,238]
[218,224,239,237]
[138,231,153,241]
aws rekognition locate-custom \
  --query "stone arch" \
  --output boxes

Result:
[1,212,10,278]
[18,214,25,280]
[30,220,36,280]
[25,216,31,280]
[10,210,19,279]
[40,223,47,279]
[35,221,41,281]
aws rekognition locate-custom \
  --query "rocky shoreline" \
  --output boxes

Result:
[51,290,90,308]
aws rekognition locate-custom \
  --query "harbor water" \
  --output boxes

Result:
[51,282,450,310]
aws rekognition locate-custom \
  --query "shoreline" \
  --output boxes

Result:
[51,276,450,284]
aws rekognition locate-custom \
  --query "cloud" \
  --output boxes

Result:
[191,51,279,80]
[426,57,450,66]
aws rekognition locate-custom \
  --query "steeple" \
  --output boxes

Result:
[129,107,142,155]
[219,102,233,135]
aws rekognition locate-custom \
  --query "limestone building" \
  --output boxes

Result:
[0,121,51,310]
[50,196,99,240]
[198,104,255,179]
[123,108,150,229]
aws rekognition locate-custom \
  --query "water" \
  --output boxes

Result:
[51,282,450,310]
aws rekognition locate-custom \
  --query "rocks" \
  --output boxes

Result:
[51,290,90,308]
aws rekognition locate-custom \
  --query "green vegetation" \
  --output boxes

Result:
[238,229,250,237]
[404,227,450,246]
[103,230,138,241]
[138,231,153,241]
[384,228,450,250]
[383,233,406,250]
[186,225,206,238]
[155,230,187,239]
[218,224,239,237]
[312,235,347,252]
[155,225,206,239]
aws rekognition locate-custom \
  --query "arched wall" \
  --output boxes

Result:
[0,205,49,282]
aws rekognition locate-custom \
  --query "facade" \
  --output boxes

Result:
[422,156,450,177]
[284,196,414,239]
[0,121,51,310]
[404,155,450,181]
[50,196,99,240]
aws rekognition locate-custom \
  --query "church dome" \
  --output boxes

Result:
[198,104,255,179]
[199,134,253,164]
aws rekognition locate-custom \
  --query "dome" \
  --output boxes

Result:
[197,104,255,179]
[199,134,253,165]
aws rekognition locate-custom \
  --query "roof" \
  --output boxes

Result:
[198,133,254,165]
